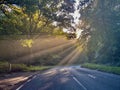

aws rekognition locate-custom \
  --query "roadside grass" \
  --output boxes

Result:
[0,61,52,73]
[81,63,120,75]
[28,66,53,71]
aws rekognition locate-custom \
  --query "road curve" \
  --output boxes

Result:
[16,66,120,90]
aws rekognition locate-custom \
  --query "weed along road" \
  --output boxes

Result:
[16,66,120,90]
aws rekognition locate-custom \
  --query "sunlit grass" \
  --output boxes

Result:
[28,66,52,71]
[0,61,52,73]
[81,63,120,75]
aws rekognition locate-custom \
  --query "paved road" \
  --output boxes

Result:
[16,66,120,90]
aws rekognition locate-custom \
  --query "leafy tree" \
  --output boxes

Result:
[80,0,120,66]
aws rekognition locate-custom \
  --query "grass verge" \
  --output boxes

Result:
[81,63,120,75]
[0,61,52,73]
[28,66,53,71]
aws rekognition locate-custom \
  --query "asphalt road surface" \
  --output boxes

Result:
[16,66,120,90]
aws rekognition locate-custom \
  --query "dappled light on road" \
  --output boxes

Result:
[15,66,120,90]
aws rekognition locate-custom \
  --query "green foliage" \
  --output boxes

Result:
[80,0,120,66]
[0,0,72,39]
[21,39,34,48]
[0,0,56,38]
[52,27,65,36]
[1,0,39,14]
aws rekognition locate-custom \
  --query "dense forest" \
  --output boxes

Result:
[79,0,120,66]
[0,0,120,66]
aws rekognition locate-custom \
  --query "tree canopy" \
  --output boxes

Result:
[0,0,120,66]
